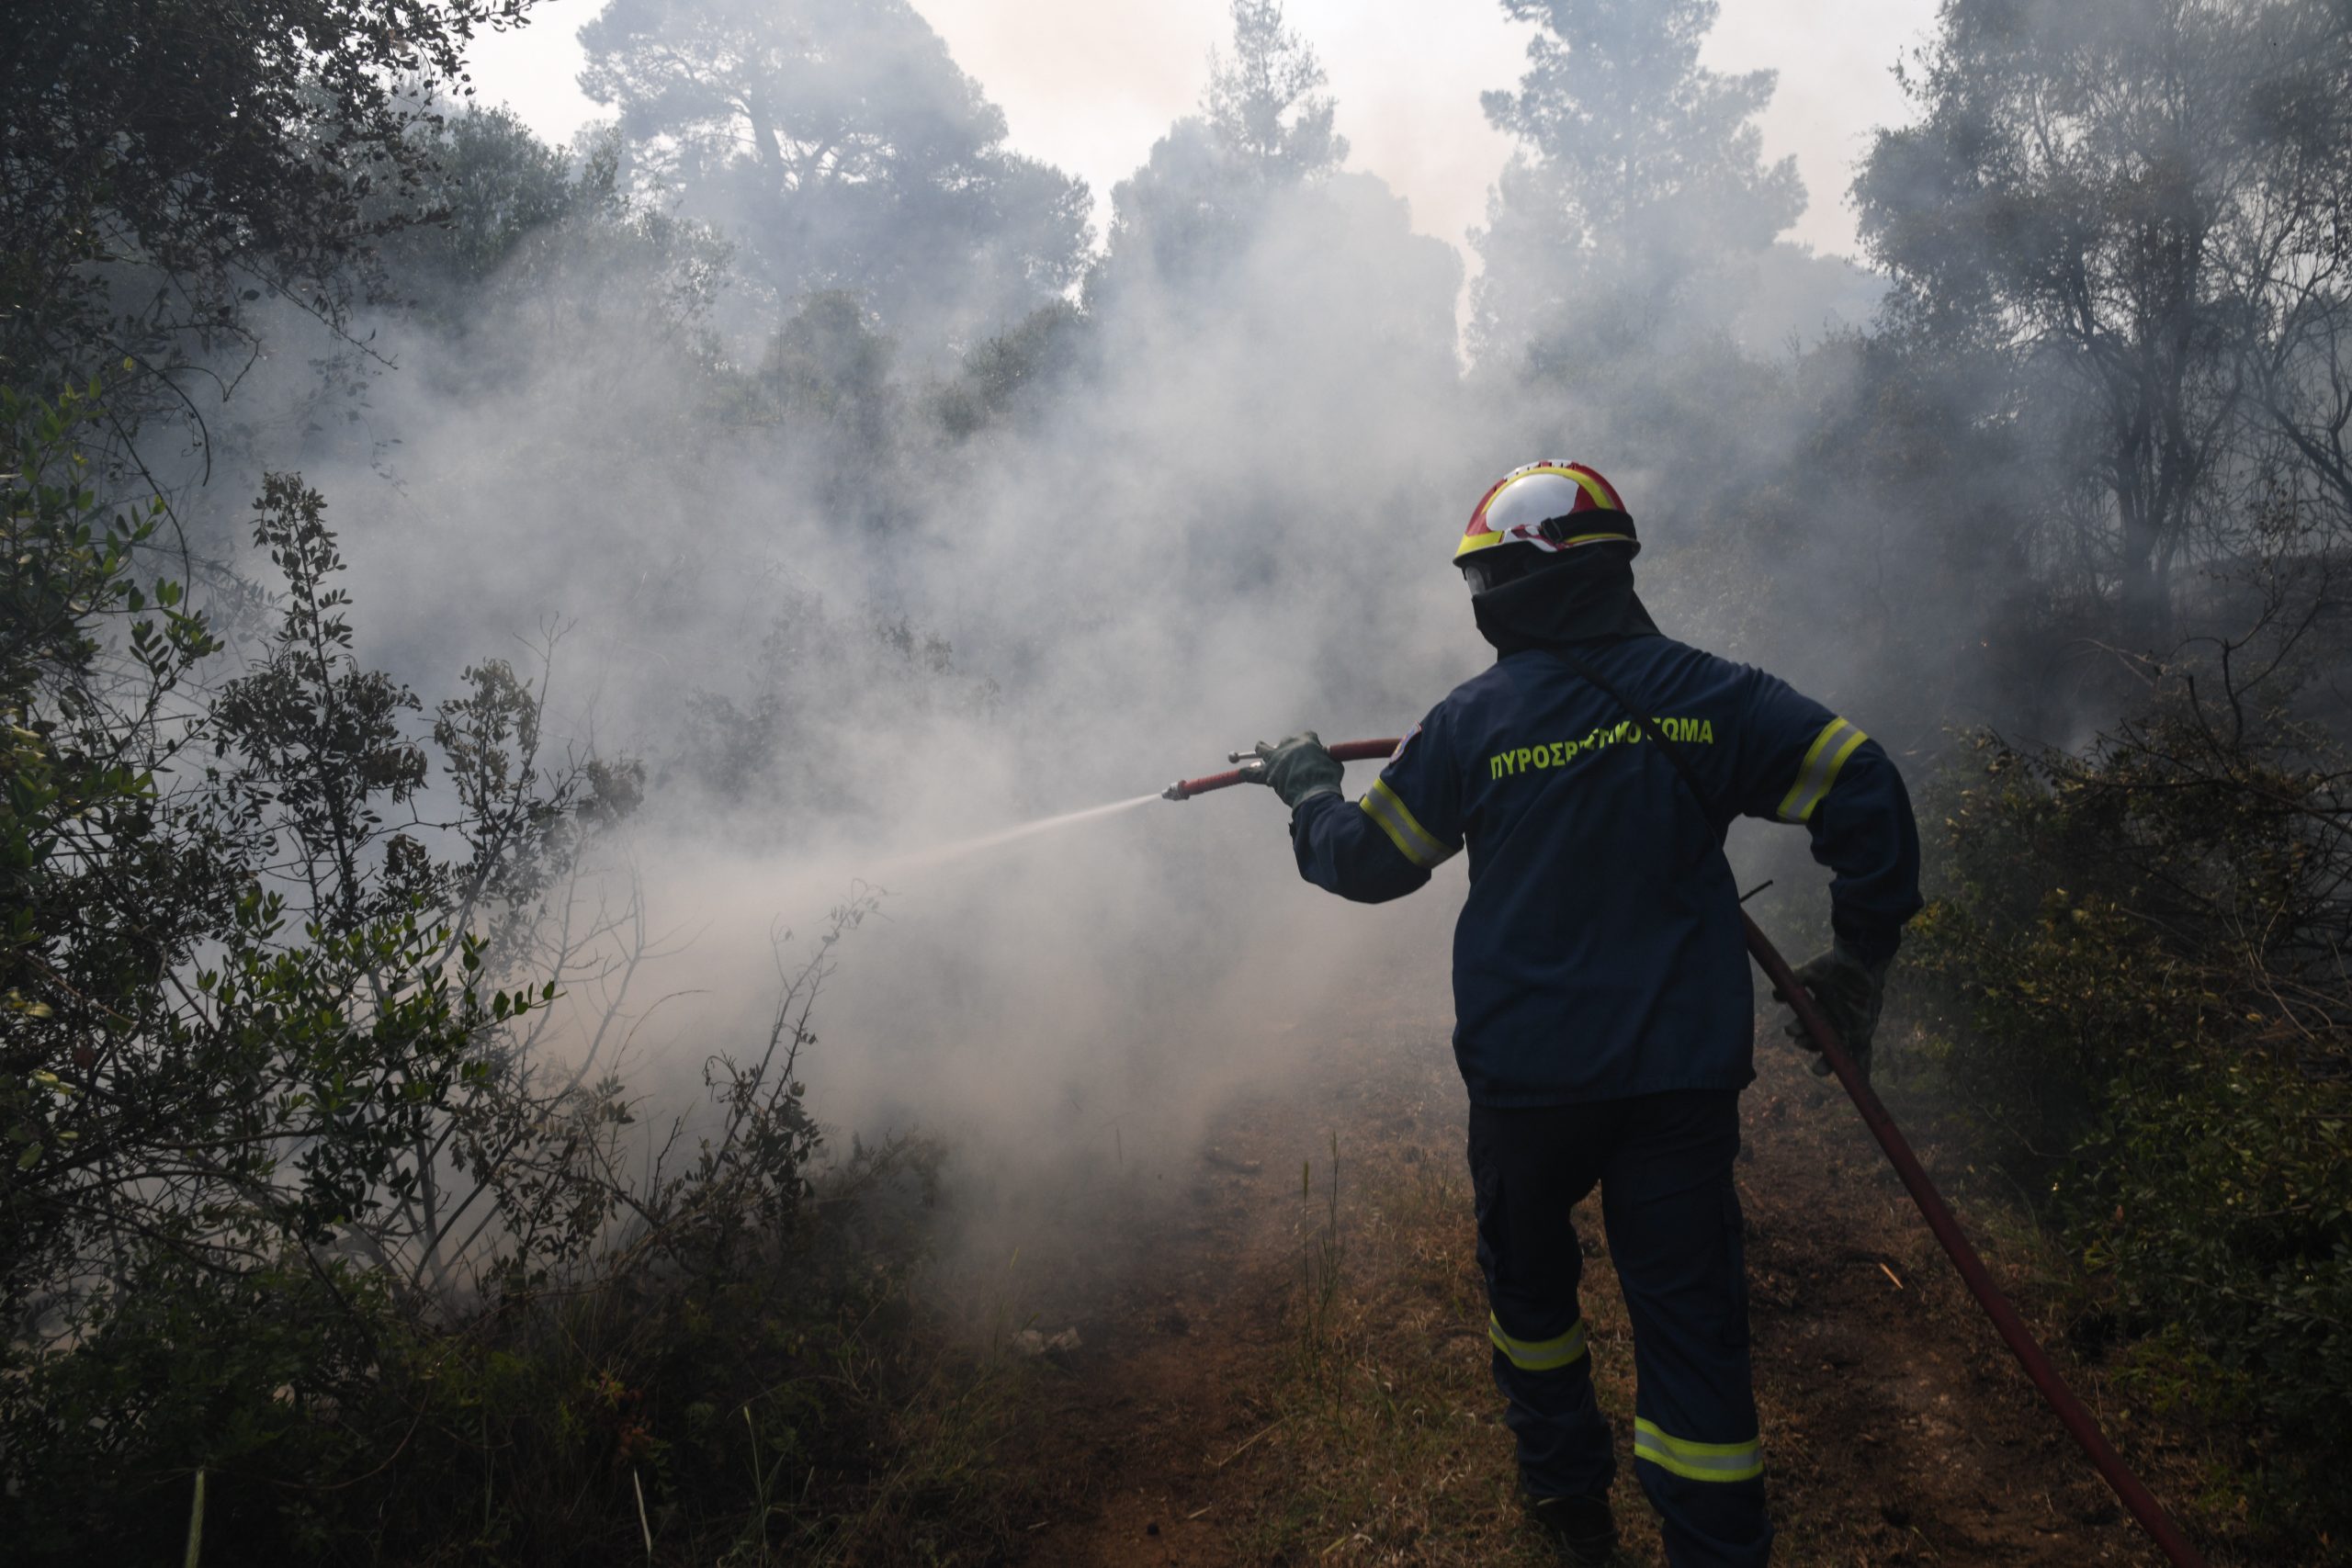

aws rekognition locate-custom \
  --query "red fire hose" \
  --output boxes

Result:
[1161,739,1405,800]
[1167,741,2207,1568]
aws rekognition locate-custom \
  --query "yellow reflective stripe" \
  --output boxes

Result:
[1775,717,1867,824]
[1633,1417,1762,1483]
[1553,531,1634,548]
[1360,778,1453,868]
[1488,1314,1588,1371]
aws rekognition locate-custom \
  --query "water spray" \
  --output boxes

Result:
[872,794,1161,875]
[1162,737,2208,1568]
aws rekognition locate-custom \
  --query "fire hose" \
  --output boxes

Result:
[1164,740,2207,1568]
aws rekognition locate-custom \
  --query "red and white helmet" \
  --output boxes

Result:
[1453,462,1634,577]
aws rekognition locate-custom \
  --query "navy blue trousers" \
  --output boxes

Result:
[1469,1090,1771,1567]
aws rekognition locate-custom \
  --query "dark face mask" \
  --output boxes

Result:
[1465,543,1659,653]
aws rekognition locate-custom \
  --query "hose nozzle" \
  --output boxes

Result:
[1163,738,1396,805]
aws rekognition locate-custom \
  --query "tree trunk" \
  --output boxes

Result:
[2117,498,2172,652]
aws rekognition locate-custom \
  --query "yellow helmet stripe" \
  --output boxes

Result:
[1558,466,1622,514]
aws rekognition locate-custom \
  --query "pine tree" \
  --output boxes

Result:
[1204,0,1348,182]
[1472,0,1802,369]
[1095,0,1348,297]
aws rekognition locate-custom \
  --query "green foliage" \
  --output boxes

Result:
[1913,628,2352,1552]
[378,116,735,355]
[3,394,555,1545]
[382,105,582,294]
[1,0,539,409]
[4,384,231,1292]
[758,290,899,449]
[0,400,997,1561]
[925,300,1089,440]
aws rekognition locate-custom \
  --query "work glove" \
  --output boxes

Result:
[1248,732,1344,809]
[1775,943,1888,1085]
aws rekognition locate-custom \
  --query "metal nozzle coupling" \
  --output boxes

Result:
[1162,779,1189,801]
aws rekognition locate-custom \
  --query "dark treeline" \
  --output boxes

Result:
[4,0,2349,1560]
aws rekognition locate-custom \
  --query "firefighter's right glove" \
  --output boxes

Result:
[1249,733,1344,810]
[1775,944,1887,1084]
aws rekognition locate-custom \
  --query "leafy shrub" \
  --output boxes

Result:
[1,395,995,1562]
[1914,604,2352,1552]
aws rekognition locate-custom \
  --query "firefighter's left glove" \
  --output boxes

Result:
[1775,944,1887,1084]
[1250,733,1344,809]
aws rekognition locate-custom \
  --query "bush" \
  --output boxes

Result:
[1914,601,2352,1552]
[1,394,999,1562]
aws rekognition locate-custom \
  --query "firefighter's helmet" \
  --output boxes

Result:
[1453,462,1635,592]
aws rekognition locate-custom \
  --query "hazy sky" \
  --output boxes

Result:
[466,0,1939,265]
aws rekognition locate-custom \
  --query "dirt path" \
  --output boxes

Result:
[988,998,2194,1566]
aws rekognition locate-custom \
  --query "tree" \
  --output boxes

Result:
[2,395,620,1543]
[1472,0,1803,367]
[577,0,1090,347]
[1094,0,1349,299]
[371,106,582,305]
[1853,0,2352,649]
[1,0,537,434]
[1204,0,1347,182]
[370,113,734,370]
[2229,7,2352,533]
[1914,568,2352,1547]
[0,392,975,1559]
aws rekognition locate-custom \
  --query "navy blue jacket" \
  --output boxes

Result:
[1292,633,1922,1106]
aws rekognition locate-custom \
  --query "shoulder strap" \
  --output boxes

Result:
[1546,644,1713,815]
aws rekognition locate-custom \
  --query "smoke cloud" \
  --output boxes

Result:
[161,0,1961,1279]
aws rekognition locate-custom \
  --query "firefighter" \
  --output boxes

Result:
[1246,462,1922,1566]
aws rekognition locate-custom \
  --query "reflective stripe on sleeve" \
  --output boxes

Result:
[1361,778,1454,868]
[1775,717,1868,823]
[1633,1417,1763,1483]
[1488,1314,1588,1372]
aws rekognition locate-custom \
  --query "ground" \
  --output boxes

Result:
[968,978,2209,1566]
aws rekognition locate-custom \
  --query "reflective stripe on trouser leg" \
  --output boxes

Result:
[1597,1090,1770,1565]
[1470,1102,1612,1500]
[1634,1417,1762,1483]
[1489,1314,1588,1372]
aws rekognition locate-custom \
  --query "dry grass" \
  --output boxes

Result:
[1236,1114,1674,1566]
